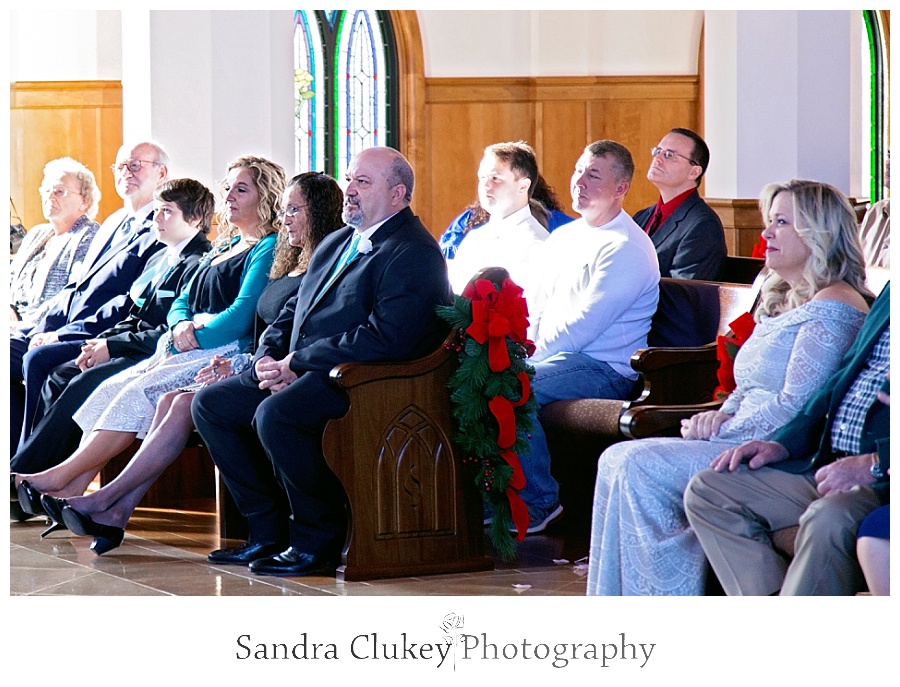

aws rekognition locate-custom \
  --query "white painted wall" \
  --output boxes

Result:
[704,10,859,198]
[419,10,703,77]
[141,10,296,189]
[8,9,871,198]
[9,10,122,81]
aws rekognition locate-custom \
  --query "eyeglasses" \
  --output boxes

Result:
[650,147,699,166]
[278,204,307,218]
[110,159,162,174]
[39,186,82,199]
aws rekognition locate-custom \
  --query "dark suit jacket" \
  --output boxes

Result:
[32,208,164,340]
[101,232,212,359]
[633,190,726,280]
[772,282,890,501]
[254,206,451,375]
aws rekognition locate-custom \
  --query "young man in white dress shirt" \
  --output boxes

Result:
[514,140,661,534]
[446,141,549,312]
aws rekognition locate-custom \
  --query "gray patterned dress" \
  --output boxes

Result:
[586,299,867,596]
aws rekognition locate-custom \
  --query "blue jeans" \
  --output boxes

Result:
[518,352,635,516]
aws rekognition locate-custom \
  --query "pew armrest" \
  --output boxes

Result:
[629,342,720,408]
[620,400,725,439]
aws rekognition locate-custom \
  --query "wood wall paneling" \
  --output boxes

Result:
[10,81,123,231]
[421,76,700,235]
[706,198,764,257]
[389,10,429,229]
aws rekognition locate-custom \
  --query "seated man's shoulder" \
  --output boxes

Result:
[632,204,654,223]
[688,194,724,227]
[546,217,584,237]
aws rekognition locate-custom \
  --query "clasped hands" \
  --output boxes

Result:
[680,410,732,440]
[76,338,111,371]
[28,331,60,349]
[708,440,875,496]
[171,320,204,353]
[255,354,297,393]
[194,354,233,385]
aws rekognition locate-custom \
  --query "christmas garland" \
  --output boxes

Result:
[437,276,537,560]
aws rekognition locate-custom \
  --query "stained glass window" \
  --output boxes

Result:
[293,10,397,177]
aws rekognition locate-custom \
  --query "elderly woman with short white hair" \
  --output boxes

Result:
[10,157,102,328]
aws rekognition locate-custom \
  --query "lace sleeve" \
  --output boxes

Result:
[721,312,862,439]
[718,387,744,416]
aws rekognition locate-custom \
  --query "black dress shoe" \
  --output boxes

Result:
[10,474,18,501]
[17,480,46,516]
[207,541,285,566]
[61,506,125,556]
[248,547,336,577]
[39,494,69,538]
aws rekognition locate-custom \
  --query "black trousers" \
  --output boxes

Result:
[192,369,349,556]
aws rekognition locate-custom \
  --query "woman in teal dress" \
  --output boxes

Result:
[13,156,286,547]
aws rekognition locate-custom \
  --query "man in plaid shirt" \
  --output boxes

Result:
[684,283,890,595]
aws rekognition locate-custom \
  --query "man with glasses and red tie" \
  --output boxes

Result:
[10,141,168,454]
[633,128,726,280]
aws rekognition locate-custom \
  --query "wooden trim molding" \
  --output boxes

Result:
[388,10,427,207]
[10,80,123,109]
[705,198,763,257]
[426,75,699,104]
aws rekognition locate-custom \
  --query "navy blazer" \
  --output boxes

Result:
[772,282,890,501]
[33,208,164,340]
[254,206,451,375]
[633,189,726,280]
[101,232,212,359]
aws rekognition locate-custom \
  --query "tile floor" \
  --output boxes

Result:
[10,504,590,596]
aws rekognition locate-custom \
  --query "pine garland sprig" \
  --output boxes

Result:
[438,278,537,560]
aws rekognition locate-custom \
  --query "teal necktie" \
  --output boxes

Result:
[318,232,361,297]
[129,252,172,308]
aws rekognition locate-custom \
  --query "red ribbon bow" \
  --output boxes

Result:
[463,278,530,373]
[714,312,756,399]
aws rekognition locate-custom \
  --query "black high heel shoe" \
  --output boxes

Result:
[61,505,125,556]
[10,475,33,522]
[17,480,46,517]
[39,494,69,538]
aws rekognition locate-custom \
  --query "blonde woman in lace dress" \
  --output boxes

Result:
[586,179,873,596]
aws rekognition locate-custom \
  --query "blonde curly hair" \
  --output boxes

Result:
[213,155,286,250]
[756,179,872,318]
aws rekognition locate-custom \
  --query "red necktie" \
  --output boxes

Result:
[644,207,663,236]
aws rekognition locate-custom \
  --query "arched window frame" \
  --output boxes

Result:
[863,10,888,201]
[293,10,399,177]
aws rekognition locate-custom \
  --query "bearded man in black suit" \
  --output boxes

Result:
[193,147,452,576]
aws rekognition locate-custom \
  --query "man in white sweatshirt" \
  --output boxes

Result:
[516,139,660,534]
